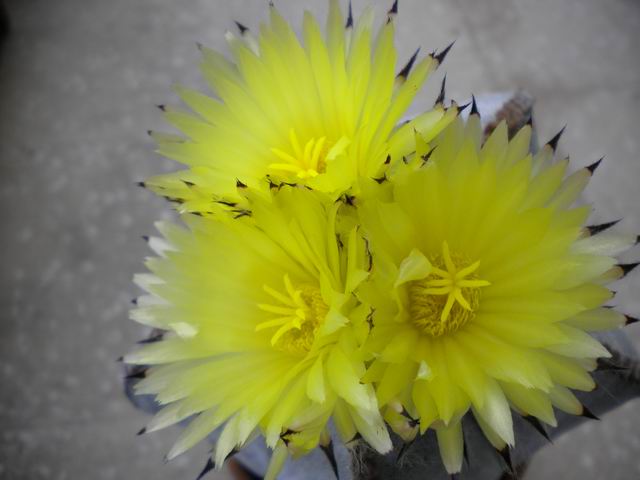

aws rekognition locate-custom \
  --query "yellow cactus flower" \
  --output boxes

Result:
[126,186,390,479]
[357,115,638,474]
[144,0,456,215]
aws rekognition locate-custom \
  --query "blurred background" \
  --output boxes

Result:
[0,0,639,479]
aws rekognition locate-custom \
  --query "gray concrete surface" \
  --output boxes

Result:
[0,0,638,479]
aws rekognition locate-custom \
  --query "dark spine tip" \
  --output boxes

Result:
[195,457,216,480]
[546,125,566,151]
[141,235,150,242]
[388,0,398,15]
[125,370,147,380]
[434,40,455,65]
[497,447,515,474]
[462,430,469,467]
[597,358,629,372]
[146,130,153,136]
[137,333,164,344]
[435,74,447,106]
[131,298,138,305]
[216,200,237,208]
[156,104,166,112]
[422,146,438,164]
[587,219,621,236]
[396,438,416,465]
[163,195,184,204]
[234,20,248,34]
[384,154,391,165]
[373,175,387,184]
[523,416,552,443]
[397,47,420,79]
[232,209,252,219]
[470,94,480,117]
[320,442,340,480]
[116,356,124,363]
[336,193,356,206]
[625,314,639,325]
[526,114,534,127]
[399,407,415,422]
[137,427,147,436]
[367,307,376,330]
[636,235,640,245]
[618,262,640,276]
[196,42,203,51]
[346,1,353,28]
[136,181,146,188]
[457,101,471,112]
[581,406,600,420]
[280,428,297,447]
[236,178,247,189]
[225,448,239,463]
[587,157,604,174]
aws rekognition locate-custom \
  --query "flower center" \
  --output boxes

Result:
[408,242,490,337]
[269,129,349,180]
[256,274,328,355]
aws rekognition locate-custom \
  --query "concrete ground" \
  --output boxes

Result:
[0,0,638,479]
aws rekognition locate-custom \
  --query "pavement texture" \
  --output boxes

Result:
[0,0,638,479]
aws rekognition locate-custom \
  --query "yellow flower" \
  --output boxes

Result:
[144,0,456,215]
[357,115,637,474]
[126,186,390,479]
